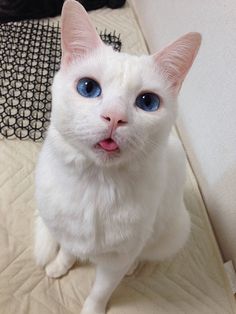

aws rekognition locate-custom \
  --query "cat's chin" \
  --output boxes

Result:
[91,145,124,167]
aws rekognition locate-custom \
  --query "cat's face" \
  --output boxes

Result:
[52,47,177,166]
[51,0,201,167]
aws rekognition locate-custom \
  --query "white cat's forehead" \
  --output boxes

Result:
[69,47,160,92]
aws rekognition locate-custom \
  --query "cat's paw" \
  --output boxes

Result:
[45,259,70,278]
[35,248,57,268]
[81,298,106,314]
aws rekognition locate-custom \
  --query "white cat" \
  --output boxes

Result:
[34,1,201,313]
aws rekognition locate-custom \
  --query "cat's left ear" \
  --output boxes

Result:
[61,0,103,67]
[153,32,201,93]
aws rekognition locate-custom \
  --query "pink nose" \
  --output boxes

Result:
[101,111,128,130]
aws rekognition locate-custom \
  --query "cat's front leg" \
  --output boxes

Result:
[46,247,76,278]
[81,253,137,314]
[34,214,58,267]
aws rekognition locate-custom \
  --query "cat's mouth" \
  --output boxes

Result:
[96,138,119,152]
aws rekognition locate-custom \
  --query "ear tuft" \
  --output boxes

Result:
[61,0,103,66]
[153,32,201,93]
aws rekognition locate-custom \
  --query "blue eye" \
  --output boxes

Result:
[135,93,160,112]
[77,78,101,98]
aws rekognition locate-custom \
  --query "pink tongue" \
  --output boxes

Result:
[99,139,119,151]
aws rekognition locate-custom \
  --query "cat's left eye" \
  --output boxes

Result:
[135,93,160,112]
[77,78,101,98]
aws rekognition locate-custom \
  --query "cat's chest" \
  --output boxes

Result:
[39,164,150,257]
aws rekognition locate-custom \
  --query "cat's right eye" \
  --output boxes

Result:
[77,78,101,98]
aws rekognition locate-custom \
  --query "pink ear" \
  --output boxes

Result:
[153,32,201,93]
[61,0,103,66]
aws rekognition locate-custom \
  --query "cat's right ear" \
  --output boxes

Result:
[61,0,103,67]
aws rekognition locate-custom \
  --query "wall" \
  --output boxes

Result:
[131,0,236,266]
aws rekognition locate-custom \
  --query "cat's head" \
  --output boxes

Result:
[51,0,201,167]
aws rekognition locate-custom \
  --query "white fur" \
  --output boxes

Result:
[34,2,201,313]
[35,46,189,313]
